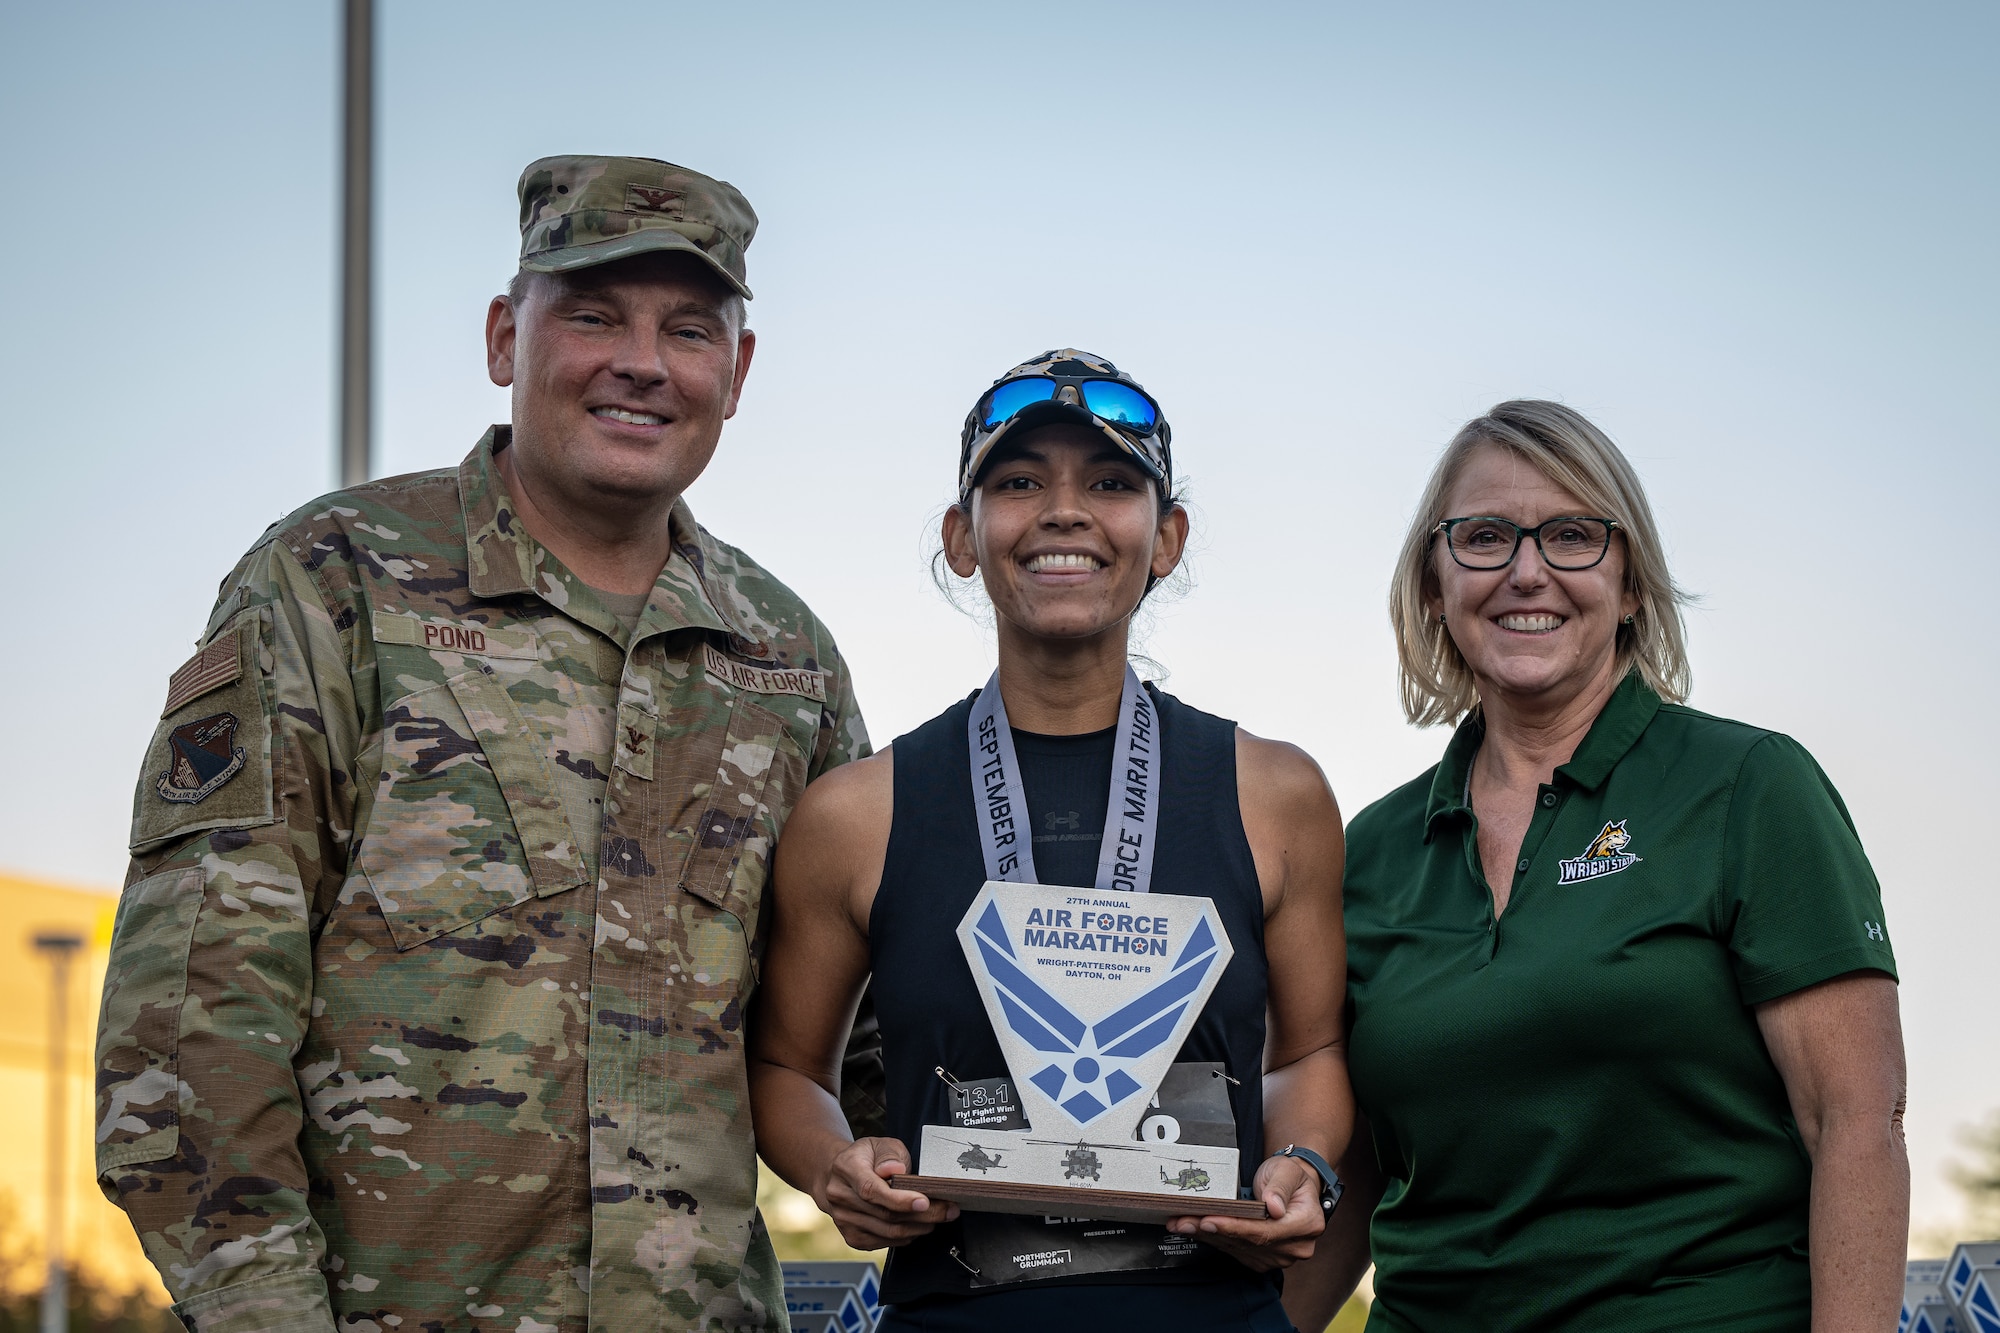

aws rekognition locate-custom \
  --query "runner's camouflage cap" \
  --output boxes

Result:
[517,155,757,298]
[958,349,1173,502]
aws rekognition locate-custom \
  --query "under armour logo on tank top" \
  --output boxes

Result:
[967,666,1161,894]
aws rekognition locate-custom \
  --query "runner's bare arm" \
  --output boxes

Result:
[747,749,958,1248]
[1169,730,1351,1270]
[1283,1112,1387,1331]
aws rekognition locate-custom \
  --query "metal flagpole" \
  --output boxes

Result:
[339,0,375,487]
[34,932,83,1333]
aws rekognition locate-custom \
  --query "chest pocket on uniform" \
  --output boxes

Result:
[670,698,809,942]
[359,662,587,950]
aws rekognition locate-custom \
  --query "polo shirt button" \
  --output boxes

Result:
[1541,793,1557,807]
[1517,859,1531,872]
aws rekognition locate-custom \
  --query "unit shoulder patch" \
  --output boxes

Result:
[1557,819,1643,884]
[702,641,828,702]
[156,712,247,804]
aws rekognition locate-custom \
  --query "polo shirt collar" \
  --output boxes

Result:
[457,426,770,650]
[1423,712,1485,841]
[1555,670,1661,791]
[1421,671,1663,840]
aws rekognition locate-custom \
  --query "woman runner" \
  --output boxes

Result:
[749,350,1352,1332]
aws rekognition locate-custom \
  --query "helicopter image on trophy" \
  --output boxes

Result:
[1061,1145,1100,1183]
[932,1139,1008,1174]
[1160,1159,1213,1193]
[1025,1138,1149,1185]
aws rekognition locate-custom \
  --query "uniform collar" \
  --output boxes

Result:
[1423,671,1662,841]
[462,427,538,597]
[457,426,772,650]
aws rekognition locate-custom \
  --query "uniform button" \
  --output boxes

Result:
[1517,859,1531,873]
[1541,793,1557,808]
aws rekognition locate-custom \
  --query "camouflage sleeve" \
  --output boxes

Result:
[95,538,356,1333]
[809,636,871,779]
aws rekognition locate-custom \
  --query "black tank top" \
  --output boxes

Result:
[869,685,1271,1307]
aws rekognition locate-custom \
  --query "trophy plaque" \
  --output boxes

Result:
[894,881,1267,1223]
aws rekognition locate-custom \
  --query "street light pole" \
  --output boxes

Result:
[33,932,83,1333]
[338,0,375,487]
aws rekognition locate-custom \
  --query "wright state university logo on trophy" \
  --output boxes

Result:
[897,880,1263,1222]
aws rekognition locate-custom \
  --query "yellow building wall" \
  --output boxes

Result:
[0,869,168,1305]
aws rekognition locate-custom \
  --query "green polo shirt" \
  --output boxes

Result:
[1344,673,1897,1332]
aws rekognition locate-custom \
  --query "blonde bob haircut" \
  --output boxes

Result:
[1390,400,1693,727]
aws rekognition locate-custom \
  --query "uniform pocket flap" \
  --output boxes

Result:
[676,700,806,924]
[445,667,587,897]
[359,669,585,951]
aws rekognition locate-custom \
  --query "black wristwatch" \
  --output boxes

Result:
[1276,1144,1344,1216]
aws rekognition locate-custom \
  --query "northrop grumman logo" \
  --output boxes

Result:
[968,897,1223,1129]
[1557,820,1643,884]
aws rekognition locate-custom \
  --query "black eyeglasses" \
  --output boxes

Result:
[1433,516,1620,570]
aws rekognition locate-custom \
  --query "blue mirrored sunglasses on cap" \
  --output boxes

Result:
[976,375,1163,436]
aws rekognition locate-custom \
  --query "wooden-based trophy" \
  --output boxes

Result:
[893,881,1266,1223]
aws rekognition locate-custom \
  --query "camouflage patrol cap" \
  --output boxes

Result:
[958,349,1173,502]
[517,155,757,298]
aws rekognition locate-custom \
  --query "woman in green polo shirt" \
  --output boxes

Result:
[1287,401,1908,1332]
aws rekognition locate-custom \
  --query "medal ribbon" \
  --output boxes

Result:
[967,665,1161,893]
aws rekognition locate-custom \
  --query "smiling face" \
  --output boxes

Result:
[485,250,754,519]
[943,424,1187,647]
[1432,444,1638,715]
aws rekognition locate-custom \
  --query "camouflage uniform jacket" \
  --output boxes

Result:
[96,428,869,1333]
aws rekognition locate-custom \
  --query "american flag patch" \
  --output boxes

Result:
[162,634,243,716]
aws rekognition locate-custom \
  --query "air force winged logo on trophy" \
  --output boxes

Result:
[912,880,1245,1211]
[961,883,1230,1137]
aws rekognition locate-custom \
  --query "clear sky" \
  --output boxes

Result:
[2,1,1994,1234]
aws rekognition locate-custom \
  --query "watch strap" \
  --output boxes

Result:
[1277,1143,1344,1214]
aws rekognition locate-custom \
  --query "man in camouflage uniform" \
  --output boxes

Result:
[95,155,869,1333]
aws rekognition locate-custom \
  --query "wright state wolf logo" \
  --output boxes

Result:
[1557,819,1643,884]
